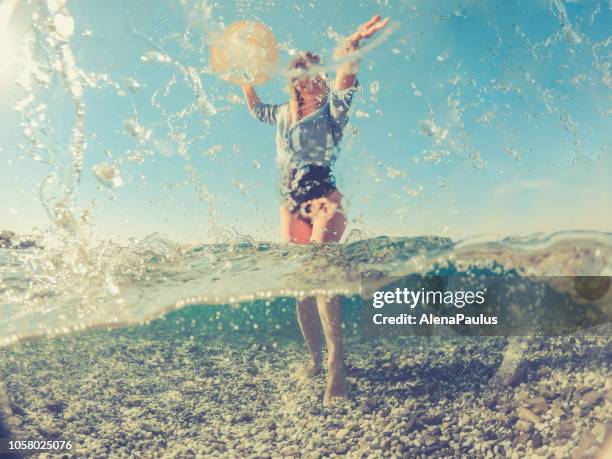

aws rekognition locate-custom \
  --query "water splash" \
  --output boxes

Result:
[16,0,86,233]
[1,231,611,347]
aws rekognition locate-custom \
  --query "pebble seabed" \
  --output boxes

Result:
[0,315,610,459]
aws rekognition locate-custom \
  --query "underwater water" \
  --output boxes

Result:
[1,232,611,457]
[1,231,612,346]
[1,0,611,457]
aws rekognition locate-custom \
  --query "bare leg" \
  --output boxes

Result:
[293,297,323,381]
[316,295,348,405]
[281,191,349,404]
[280,203,312,244]
[310,191,348,405]
[281,205,321,379]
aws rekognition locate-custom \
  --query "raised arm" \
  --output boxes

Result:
[241,84,280,125]
[241,85,262,114]
[334,15,390,91]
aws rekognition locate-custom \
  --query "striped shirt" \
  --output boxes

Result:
[249,81,359,195]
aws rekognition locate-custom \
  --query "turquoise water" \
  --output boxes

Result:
[1,231,611,346]
[0,233,610,457]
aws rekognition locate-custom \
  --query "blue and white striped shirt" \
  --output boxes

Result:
[249,81,359,195]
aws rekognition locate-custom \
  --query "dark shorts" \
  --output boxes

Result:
[283,164,337,213]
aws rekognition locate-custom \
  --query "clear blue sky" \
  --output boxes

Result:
[1,0,610,243]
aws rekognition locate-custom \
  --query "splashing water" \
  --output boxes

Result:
[1,231,611,347]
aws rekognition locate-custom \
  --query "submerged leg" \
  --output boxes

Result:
[316,295,348,406]
[294,297,323,381]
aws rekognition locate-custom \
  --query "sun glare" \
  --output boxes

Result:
[0,0,19,81]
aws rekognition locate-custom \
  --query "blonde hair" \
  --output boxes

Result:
[288,51,327,122]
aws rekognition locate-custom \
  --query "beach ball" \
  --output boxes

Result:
[209,21,279,85]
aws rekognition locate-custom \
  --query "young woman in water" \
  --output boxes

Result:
[241,15,389,406]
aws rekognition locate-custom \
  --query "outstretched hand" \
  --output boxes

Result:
[334,14,390,89]
[347,14,390,49]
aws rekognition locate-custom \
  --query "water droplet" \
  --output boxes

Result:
[386,167,406,179]
[125,77,141,92]
[92,163,123,188]
[205,145,222,157]
[53,14,75,38]
[420,119,448,144]
[123,118,151,143]
[436,51,449,63]
[370,80,379,95]
[227,93,242,104]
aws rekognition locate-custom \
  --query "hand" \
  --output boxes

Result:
[334,14,389,88]
[303,197,339,224]
[347,14,390,50]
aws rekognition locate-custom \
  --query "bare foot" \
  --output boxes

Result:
[323,364,348,406]
[292,361,322,383]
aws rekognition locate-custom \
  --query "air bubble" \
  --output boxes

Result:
[92,163,123,188]
[370,81,379,95]
[125,77,141,92]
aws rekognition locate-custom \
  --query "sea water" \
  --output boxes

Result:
[1,232,611,456]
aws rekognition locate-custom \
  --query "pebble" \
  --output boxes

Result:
[531,432,543,448]
[517,407,542,424]
[516,420,533,432]
[573,431,598,458]
[484,397,497,409]
[507,363,528,387]
[423,435,436,447]
[335,444,349,455]
[556,420,575,440]
[402,416,419,435]
[424,413,444,425]
[513,432,531,447]
[45,400,66,413]
[526,396,548,414]
[541,390,559,400]
[592,422,607,440]
[9,402,25,416]
[551,404,565,418]
[335,428,350,439]
[581,390,603,408]
[140,422,162,435]
[0,324,609,458]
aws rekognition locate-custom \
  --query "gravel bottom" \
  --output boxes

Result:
[0,320,610,459]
